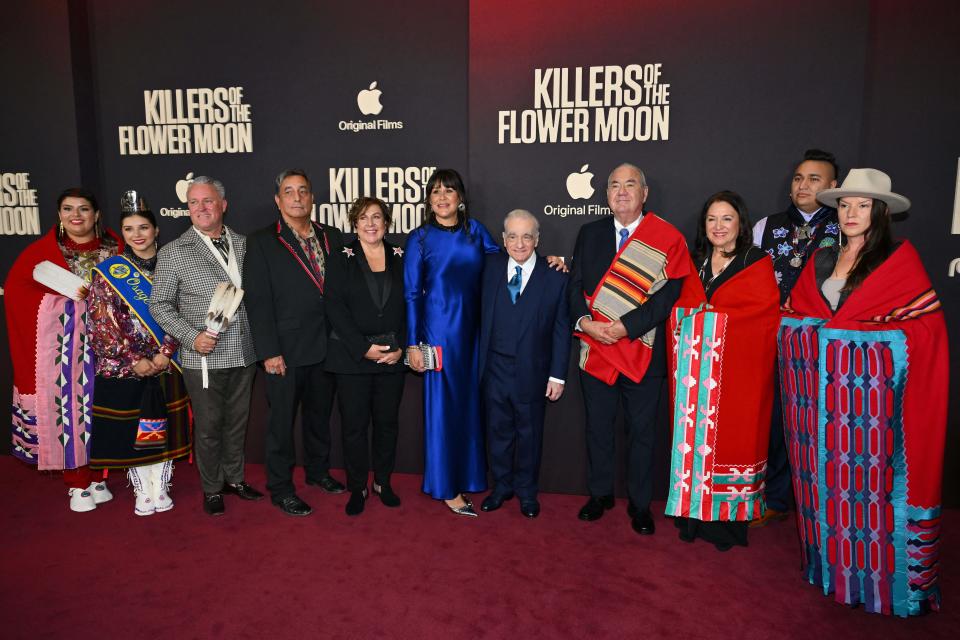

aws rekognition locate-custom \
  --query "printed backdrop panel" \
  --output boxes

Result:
[0,1,84,418]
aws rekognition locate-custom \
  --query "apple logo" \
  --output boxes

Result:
[357,81,384,116]
[566,164,595,200]
[175,172,194,203]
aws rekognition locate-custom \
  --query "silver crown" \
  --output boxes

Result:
[120,190,150,214]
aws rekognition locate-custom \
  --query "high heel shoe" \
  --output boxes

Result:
[372,481,401,507]
[461,493,473,508]
[445,498,478,517]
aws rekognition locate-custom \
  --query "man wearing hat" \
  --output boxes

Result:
[751,148,840,527]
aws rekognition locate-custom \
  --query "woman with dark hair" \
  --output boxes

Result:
[666,191,779,550]
[325,196,406,516]
[404,169,500,516]
[87,191,191,516]
[779,169,948,616]
[4,187,121,512]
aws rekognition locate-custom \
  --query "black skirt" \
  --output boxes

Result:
[89,371,192,469]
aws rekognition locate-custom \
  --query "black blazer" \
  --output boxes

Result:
[243,218,344,367]
[568,215,682,378]
[478,252,571,403]
[324,238,407,375]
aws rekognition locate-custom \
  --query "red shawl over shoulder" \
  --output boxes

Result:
[780,240,947,617]
[666,254,780,521]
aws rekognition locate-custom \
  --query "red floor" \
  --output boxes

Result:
[0,456,955,639]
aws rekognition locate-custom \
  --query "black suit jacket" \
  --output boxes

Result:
[568,215,681,378]
[243,218,344,367]
[478,252,571,403]
[324,238,407,375]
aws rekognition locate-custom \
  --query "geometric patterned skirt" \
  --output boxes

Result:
[89,370,192,469]
[779,318,941,617]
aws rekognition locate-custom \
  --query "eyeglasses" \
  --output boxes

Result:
[503,233,536,243]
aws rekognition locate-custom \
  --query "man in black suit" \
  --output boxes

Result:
[243,169,346,517]
[568,163,690,535]
[478,209,571,518]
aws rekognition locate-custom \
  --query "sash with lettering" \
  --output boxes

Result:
[576,213,692,384]
[92,256,181,371]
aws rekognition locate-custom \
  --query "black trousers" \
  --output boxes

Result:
[579,370,663,509]
[335,370,405,493]
[264,363,335,499]
[763,381,793,512]
[182,364,256,494]
[483,352,547,500]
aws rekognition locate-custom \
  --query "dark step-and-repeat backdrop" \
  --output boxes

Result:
[3,0,958,503]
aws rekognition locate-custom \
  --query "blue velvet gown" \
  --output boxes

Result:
[404,219,499,499]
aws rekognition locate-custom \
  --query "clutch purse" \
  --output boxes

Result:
[365,332,400,352]
[404,343,443,371]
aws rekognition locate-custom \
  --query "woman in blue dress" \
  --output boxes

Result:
[404,169,500,516]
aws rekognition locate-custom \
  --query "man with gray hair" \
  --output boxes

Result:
[242,169,346,517]
[568,163,693,535]
[477,209,570,518]
[150,176,263,516]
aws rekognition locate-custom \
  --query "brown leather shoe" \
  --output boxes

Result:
[749,508,790,528]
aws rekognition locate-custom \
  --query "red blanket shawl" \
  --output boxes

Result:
[781,240,948,616]
[576,213,692,384]
[666,255,780,521]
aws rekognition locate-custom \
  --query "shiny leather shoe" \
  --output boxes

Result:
[578,495,614,521]
[445,499,478,518]
[273,494,312,517]
[223,482,264,501]
[480,491,514,512]
[520,500,540,519]
[372,481,401,507]
[203,493,225,516]
[631,508,655,535]
[307,474,346,494]
[345,489,368,516]
[461,493,474,508]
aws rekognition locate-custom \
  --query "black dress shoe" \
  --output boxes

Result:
[520,500,540,518]
[578,495,614,521]
[306,474,346,494]
[480,491,514,512]
[345,489,368,516]
[273,494,312,517]
[203,493,225,516]
[372,481,401,507]
[631,508,656,535]
[223,482,264,501]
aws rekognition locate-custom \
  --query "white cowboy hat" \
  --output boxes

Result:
[816,168,911,213]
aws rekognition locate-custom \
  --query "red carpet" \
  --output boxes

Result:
[0,456,955,639]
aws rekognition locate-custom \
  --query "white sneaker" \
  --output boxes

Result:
[68,488,97,513]
[87,481,113,504]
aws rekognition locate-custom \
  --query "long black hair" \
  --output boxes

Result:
[843,199,893,293]
[693,190,754,263]
[421,169,470,231]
